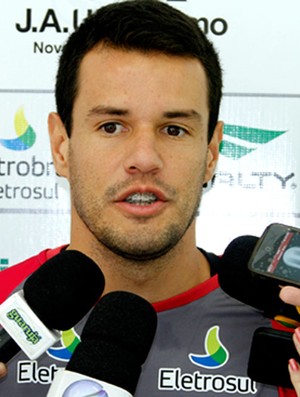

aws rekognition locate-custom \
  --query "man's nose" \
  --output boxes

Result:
[123,129,164,175]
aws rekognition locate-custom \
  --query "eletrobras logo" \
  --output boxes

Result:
[189,326,229,369]
[0,107,59,202]
[0,108,36,151]
[159,326,257,394]
[47,329,80,362]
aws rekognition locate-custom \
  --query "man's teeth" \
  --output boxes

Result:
[125,192,158,205]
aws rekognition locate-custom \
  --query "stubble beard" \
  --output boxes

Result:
[72,183,203,263]
[69,147,206,263]
[96,208,199,262]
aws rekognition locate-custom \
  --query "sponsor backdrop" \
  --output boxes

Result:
[0,0,299,267]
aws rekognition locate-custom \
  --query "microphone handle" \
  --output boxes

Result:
[0,291,60,360]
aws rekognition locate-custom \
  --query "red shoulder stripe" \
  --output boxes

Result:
[0,246,65,303]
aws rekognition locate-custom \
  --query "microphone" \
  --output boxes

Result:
[218,235,300,324]
[47,291,157,397]
[0,250,105,362]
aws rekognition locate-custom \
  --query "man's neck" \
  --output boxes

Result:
[68,214,211,302]
[110,249,210,303]
[69,234,211,303]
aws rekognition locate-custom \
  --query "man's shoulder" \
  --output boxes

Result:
[0,246,67,303]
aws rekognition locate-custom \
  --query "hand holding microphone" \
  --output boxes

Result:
[218,233,300,324]
[47,290,157,397]
[281,286,300,307]
[0,362,7,379]
[280,286,300,396]
[218,226,300,388]
[0,250,105,363]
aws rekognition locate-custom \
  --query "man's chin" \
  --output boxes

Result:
[112,248,173,262]
[101,239,177,262]
[97,220,190,262]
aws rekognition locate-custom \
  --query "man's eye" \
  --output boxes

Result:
[100,122,123,134]
[164,125,186,137]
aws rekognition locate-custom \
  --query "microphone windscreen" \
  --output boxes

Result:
[67,291,157,394]
[218,235,283,317]
[23,250,105,330]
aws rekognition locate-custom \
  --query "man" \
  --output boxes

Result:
[0,0,296,395]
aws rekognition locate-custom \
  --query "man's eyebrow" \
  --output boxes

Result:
[86,106,129,119]
[162,109,203,122]
[86,106,203,122]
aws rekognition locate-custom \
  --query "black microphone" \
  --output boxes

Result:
[47,291,157,397]
[0,250,105,362]
[218,235,300,322]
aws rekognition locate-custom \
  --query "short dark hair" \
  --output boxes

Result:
[55,0,223,141]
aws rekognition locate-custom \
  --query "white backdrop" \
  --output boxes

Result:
[0,0,299,267]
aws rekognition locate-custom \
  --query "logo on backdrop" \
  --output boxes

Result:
[0,258,9,271]
[14,7,228,56]
[220,124,287,160]
[0,108,36,151]
[0,107,60,203]
[211,124,296,190]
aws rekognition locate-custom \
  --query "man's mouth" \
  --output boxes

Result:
[124,192,158,206]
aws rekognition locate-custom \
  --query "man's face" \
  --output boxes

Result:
[65,47,220,260]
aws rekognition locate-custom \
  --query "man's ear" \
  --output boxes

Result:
[204,121,223,184]
[48,112,69,178]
